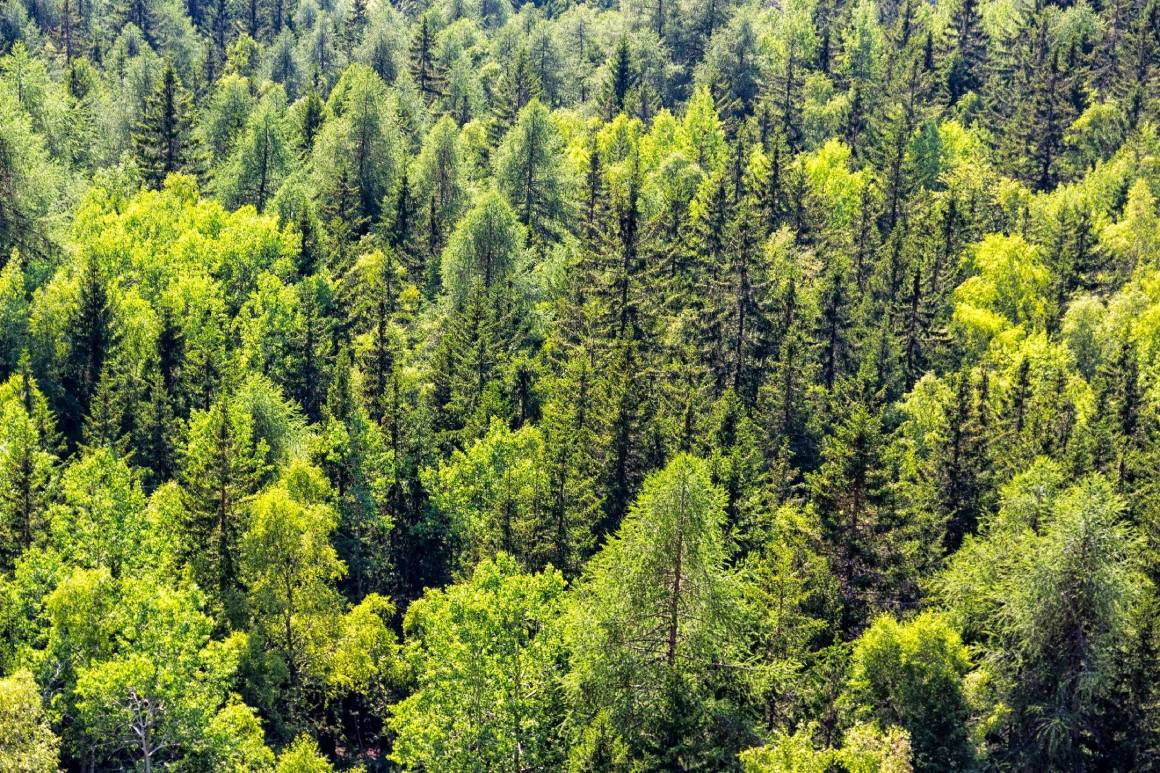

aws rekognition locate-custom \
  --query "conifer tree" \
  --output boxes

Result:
[219,93,291,212]
[943,0,987,104]
[318,348,393,599]
[807,404,907,632]
[602,36,636,120]
[494,99,566,254]
[1118,0,1160,128]
[937,369,993,550]
[538,363,601,576]
[490,46,542,146]
[133,62,199,190]
[0,367,56,564]
[409,14,445,104]
[62,252,116,441]
[300,89,324,152]
[568,454,746,768]
[712,178,771,404]
[180,393,265,626]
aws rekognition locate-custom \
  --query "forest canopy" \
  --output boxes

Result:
[2,0,1160,768]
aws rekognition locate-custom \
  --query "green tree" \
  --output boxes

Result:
[219,90,291,212]
[390,554,568,772]
[200,74,256,165]
[49,447,150,579]
[0,366,57,564]
[408,13,446,104]
[941,473,1146,769]
[316,348,393,599]
[567,454,747,768]
[0,669,59,771]
[70,578,254,771]
[180,393,266,626]
[313,65,401,234]
[807,404,914,633]
[411,115,466,273]
[844,612,973,771]
[942,0,987,104]
[132,62,199,189]
[440,188,525,308]
[241,463,379,734]
[494,99,567,253]
[740,722,912,772]
[426,418,555,571]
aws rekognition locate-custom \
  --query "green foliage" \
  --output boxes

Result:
[7,0,1160,769]
[390,554,567,771]
[567,454,748,768]
[940,474,1147,766]
[218,88,292,212]
[494,99,567,251]
[133,61,199,189]
[0,669,59,771]
[180,391,266,625]
[740,722,913,772]
[845,613,973,771]
[440,187,525,308]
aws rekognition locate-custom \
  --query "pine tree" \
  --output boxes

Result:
[385,170,423,282]
[495,99,566,255]
[133,62,199,189]
[204,0,231,83]
[1025,46,1072,191]
[300,89,324,152]
[772,19,809,151]
[1118,0,1160,128]
[587,154,649,341]
[319,348,393,599]
[435,281,519,445]
[596,336,655,537]
[57,0,90,62]
[490,46,542,147]
[344,0,368,55]
[937,369,993,550]
[219,95,291,212]
[289,277,333,423]
[712,180,771,405]
[568,454,746,768]
[134,369,177,489]
[1092,0,1132,94]
[0,363,56,565]
[111,0,156,43]
[816,257,855,391]
[539,359,601,576]
[81,364,133,457]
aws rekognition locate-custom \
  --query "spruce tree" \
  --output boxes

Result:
[943,0,987,104]
[0,364,56,565]
[62,252,115,441]
[601,36,636,120]
[409,14,446,104]
[807,404,904,633]
[180,393,265,626]
[133,62,199,189]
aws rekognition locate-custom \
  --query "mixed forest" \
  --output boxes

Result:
[2,0,1160,767]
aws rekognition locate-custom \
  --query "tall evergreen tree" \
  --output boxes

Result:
[133,62,199,189]
[180,393,265,626]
